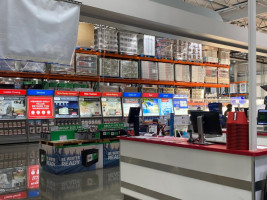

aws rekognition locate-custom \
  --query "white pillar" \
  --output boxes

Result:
[248,0,257,151]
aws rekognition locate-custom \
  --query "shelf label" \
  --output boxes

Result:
[158,93,173,98]
[142,93,158,98]
[0,89,26,95]
[27,96,54,119]
[123,92,141,98]
[28,89,54,96]
[102,92,122,97]
[0,191,27,200]
[55,91,79,96]
[80,92,101,97]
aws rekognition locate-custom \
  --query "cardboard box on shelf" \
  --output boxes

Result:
[158,62,174,81]
[141,61,158,80]
[218,68,230,84]
[76,53,97,76]
[173,40,188,61]
[76,22,94,49]
[120,60,138,79]
[137,34,155,56]
[155,38,173,59]
[192,89,204,99]
[175,88,190,98]
[175,64,190,82]
[99,58,120,77]
[204,67,218,84]
[118,31,138,55]
[94,28,118,52]
[191,65,205,83]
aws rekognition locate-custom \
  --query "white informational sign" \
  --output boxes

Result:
[102,98,122,117]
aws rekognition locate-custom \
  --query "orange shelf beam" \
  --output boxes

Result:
[230,81,247,84]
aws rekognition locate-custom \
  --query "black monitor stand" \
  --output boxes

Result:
[194,116,214,145]
[133,116,139,136]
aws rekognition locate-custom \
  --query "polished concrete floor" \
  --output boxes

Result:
[0,143,124,200]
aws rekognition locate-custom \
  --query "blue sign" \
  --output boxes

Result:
[158,93,173,98]
[123,92,142,98]
[174,94,189,98]
[28,190,40,198]
[28,89,54,96]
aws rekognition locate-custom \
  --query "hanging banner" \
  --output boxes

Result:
[0,0,80,65]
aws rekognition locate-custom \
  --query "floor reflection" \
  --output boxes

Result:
[0,143,123,200]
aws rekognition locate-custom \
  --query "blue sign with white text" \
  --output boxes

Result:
[28,90,54,96]
[123,92,142,98]
[158,93,173,98]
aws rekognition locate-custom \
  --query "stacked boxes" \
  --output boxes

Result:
[218,68,230,84]
[99,58,120,77]
[218,49,231,65]
[188,43,202,62]
[118,32,138,55]
[191,65,205,83]
[142,86,158,93]
[137,34,155,56]
[50,64,75,75]
[173,40,188,60]
[175,64,190,82]
[94,28,118,52]
[204,67,218,83]
[0,60,20,71]
[155,38,173,59]
[76,53,97,76]
[202,46,218,63]
[20,62,46,73]
[175,88,190,98]
[161,88,175,94]
[141,61,158,80]
[158,62,174,81]
[192,89,204,99]
[120,60,139,79]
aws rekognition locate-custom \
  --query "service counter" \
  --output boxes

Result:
[119,136,267,200]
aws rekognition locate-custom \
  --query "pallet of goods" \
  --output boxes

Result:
[76,53,97,76]
[175,64,190,82]
[158,62,174,81]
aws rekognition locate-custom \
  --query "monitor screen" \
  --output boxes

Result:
[54,96,79,118]
[190,111,222,137]
[79,98,102,118]
[142,98,159,116]
[123,98,141,117]
[158,98,174,116]
[258,109,267,125]
[101,98,122,117]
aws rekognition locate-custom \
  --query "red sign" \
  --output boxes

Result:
[55,91,79,96]
[27,97,54,119]
[160,99,169,102]
[102,92,122,97]
[28,165,39,189]
[142,93,158,98]
[80,92,101,97]
[0,192,27,200]
[0,89,26,95]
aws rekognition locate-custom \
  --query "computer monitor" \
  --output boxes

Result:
[244,108,249,119]
[128,107,140,136]
[190,111,222,145]
[257,109,267,125]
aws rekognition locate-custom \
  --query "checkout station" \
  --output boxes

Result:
[119,92,267,200]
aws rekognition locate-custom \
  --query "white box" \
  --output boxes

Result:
[191,65,205,83]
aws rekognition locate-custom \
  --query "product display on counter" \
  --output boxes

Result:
[120,60,139,79]
[175,64,190,82]
[158,62,174,81]
[99,58,120,77]
[76,53,97,76]
[141,61,158,80]
[118,32,138,55]
[54,96,79,118]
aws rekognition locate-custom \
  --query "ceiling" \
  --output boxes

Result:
[183,0,267,33]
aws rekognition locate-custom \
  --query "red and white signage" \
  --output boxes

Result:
[0,192,27,200]
[80,92,101,97]
[27,97,54,119]
[160,99,169,102]
[142,93,158,98]
[102,92,121,97]
[28,165,39,189]
[0,89,26,96]
[55,91,79,96]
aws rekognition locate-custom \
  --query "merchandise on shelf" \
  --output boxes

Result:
[142,86,158,93]
[191,65,205,83]
[20,61,46,73]
[204,67,218,83]
[94,28,118,52]
[0,120,26,136]
[218,68,230,84]
[50,64,75,75]
[173,40,188,61]
[120,60,138,79]
[158,62,174,81]
[99,58,120,77]
[99,85,120,92]
[202,46,218,63]
[230,84,238,94]
[121,86,138,93]
[77,22,94,49]
[218,49,230,65]
[175,88,190,98]
[175,64,190,82]
[141,61,158,80]
[118,31,138,55]
[137,34,155,56]
[188,42,202,62]
[239,83,247,94]
[192,89,204,99]
[161,87,175,94]
[0,60,20,71]
[76,53,97,76]
[155,38,173,59]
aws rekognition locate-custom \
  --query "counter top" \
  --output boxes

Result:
[118,136,267,157]
[222,129,267,137]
